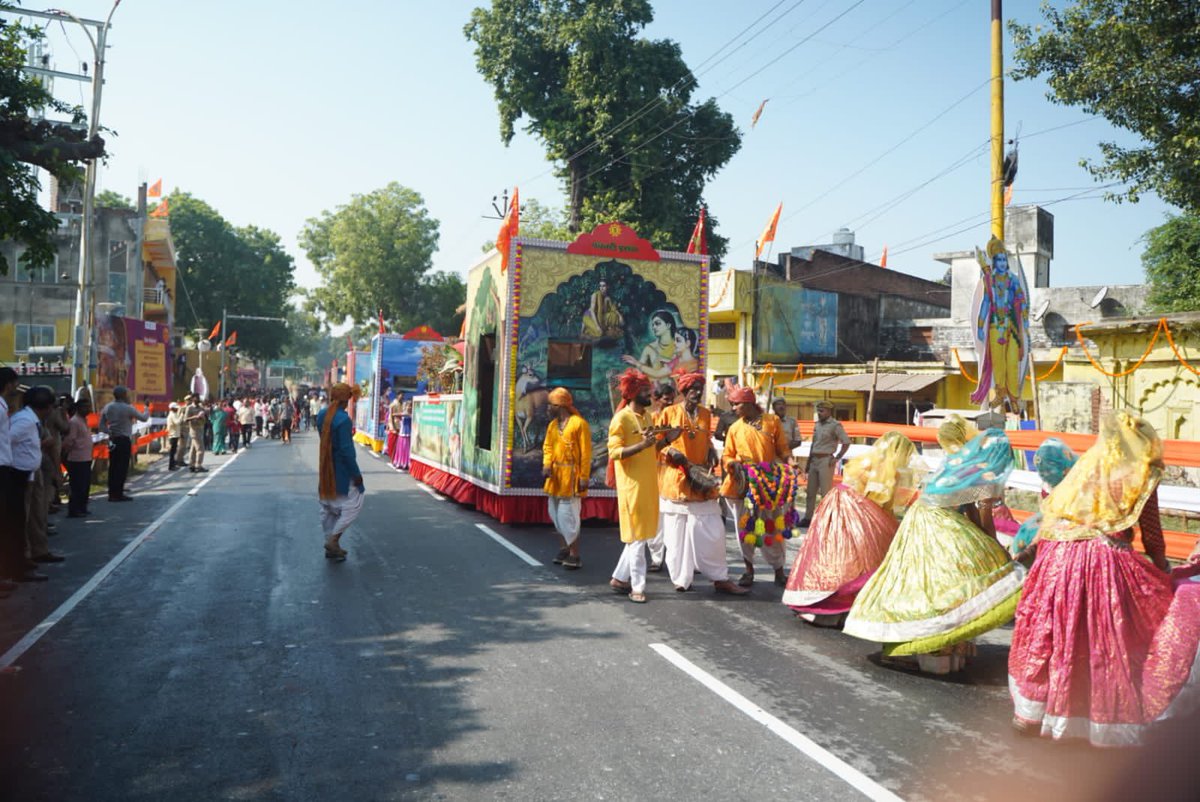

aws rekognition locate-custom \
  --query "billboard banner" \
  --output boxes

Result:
[755,284,838,362]
[95,314,172,400]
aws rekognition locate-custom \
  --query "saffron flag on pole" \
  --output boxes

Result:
[686,207,707,255]
[497,187,520,273]
[1003,183,1014,207]
[754,202,782,260]
[378,309,386,335]
[345,334,355,353]
[750,99,769,128]
[149,199,169,218]
[880,245,888,268]
[224,331,237,347]
[208,321,221,340]
[148,179,162,198]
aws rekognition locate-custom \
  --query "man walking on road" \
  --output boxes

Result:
[99,385,148,501]
[542,388,591,571]
[608,370,676,603]
[184,394,208,473]
[800,400,850,527]
[317,383,364,561]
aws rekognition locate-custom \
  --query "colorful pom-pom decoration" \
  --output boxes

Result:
[743,534,758,547]
[738,514,750,529]
[763,536,775,547]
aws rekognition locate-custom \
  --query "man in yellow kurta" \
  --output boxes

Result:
[543,388,592,571]
[608,369,675,603]
[721,386,791,587]
[659,373,749,596]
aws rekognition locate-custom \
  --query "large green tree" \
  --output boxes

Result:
[464,0,741,264]
[0,6,105,274]
[169,192,295,360]
[1010,2,1200,212]
[300,182,464,336]
[1143,213,1200,313]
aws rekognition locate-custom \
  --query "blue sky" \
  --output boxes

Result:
[29,1,1174,326]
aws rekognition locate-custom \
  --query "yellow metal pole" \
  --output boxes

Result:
[990,0,1005,241]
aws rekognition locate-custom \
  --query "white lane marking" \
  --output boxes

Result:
[474,523,543,567]
[0,448,249,670]
[649,643,904,802]
[418,484,447,502]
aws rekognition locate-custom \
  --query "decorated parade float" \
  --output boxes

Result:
[409,222,708,523]
[354,327,445,452]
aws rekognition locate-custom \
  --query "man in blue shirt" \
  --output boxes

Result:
[316,383,364,561]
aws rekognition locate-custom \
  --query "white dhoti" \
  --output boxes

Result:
[659,498,728,590]
[647,529,666,566]
[612,540,649,594]
[319,487,365,538]
[548,496,582,545]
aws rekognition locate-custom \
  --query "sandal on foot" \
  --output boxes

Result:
[552,548,569,565]
[562,555,582,570]
[737,572,755,587]
[610,578,632,593]
[647,562,664,573]
[628,591,647,603]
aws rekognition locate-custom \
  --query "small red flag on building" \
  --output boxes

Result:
[224,331,237,347]
[208,321,221,340]
[754,202,782,260]
[345,334,355,353]
[686,207,707,256]
[378,309,386,335]
[149,199,169,218]
[496,187,520,273]
[148,178,162,198]
[880,245,889,268]
[1003,183,1014,207]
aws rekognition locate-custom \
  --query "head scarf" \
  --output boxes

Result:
[1041,411,1162,537]
[727,386,756,405]
[676,372,705,395]
[923,428,1014,508]
[1034,438,1078,490]
[319,383,363,500]
[548,387,578,416]
[618,369,651,401]
[936,414,979,454]
[842,431,917,511]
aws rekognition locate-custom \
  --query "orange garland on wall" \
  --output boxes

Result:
[1075,319,1164,378]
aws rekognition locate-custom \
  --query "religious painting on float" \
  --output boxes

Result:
[970,237,1031,411]
[455,250,505,488]
[753,281,838,363]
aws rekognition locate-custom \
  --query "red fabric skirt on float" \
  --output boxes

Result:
[409,460,616,524]
[1008,534,1173,747]
[781,484,899,619]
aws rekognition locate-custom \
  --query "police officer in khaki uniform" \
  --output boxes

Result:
[800,400,849,526]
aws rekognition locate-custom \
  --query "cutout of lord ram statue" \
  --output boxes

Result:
[970,236,1031,411]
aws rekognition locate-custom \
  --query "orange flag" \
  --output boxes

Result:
[149,199,169,218]
[208,321,221,340]
[754,202,782,260]
[148,179,162,198]
[750,99,769,128]
[1003,183,1014,207]
[686,207,707,255]
[496,187,520,272]
[224,331,237,347]
[880,245,889,268]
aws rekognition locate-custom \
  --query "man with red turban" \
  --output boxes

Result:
[543,387,591,570]
[317,383,364,561]
[657,373,748,596]
[608,369,675,603]
[721,385,791,587]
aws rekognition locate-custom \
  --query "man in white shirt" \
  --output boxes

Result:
[99,385,149,501]
[9,385,52,582]
[0,368,23,591]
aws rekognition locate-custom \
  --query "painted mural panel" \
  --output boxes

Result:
[411,395,463,474]
[508,245,705,490]
[755,284,838,362]
[459,254,504,488]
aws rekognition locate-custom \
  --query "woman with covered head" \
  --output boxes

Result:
[1009,412,1172,746]
[317,383,365,561]
[783,431,917,625]
[543,387,592,571]
[1009,438,1078,562]
[844,428,1024,672]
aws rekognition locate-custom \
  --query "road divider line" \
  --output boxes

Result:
[188,448,244,495]
[474,523,543,567]
[418,484,447,502]
[649,643,904,802]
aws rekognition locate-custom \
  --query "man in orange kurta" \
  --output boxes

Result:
[721,386,791,587]
[608,370,675,603]
[543,388,592,571]
[658,373,748,596]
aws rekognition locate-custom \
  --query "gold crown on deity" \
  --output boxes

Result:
[986,236,1006,258]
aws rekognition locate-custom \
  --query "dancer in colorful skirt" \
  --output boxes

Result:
[543,388,591,571]
[1010,438,1078,561]
[782,432,916,625]
[720,386,793,588]
[1009,412,1172,746]
[656,373,747,596]
[843,428,1024,670]
[1141,546,1200,727]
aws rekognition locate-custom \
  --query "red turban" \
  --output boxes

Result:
[618,369,651,401]
[727,386,756,405]
[676,372,705,394]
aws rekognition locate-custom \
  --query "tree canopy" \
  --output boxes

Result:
[1010,1,1200,213]
[94,189,134,210]
[465,0,741,264]
[1143,213,1200,313]
[300,182,463,336]
[0,7,105,275]
[168,192,295,361]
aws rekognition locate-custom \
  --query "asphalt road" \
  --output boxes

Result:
[0,429,1145,801]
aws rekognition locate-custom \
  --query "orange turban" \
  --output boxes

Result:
[618,369,651,401]
[676,372,705,394]
[548,387,578,415]
[727,386,756,405]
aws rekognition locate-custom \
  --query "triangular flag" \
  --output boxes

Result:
[880,246,888,268]
[208,321,221,340]
[686,207,707,256]
[148,179,162,198]
[149,198,169,218]
[496,187,519,273]
[378,309,386,335]
[750,99,769,128]
[1003,183,1014,207]
[754,202,782,260]
[224,331,237,347]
